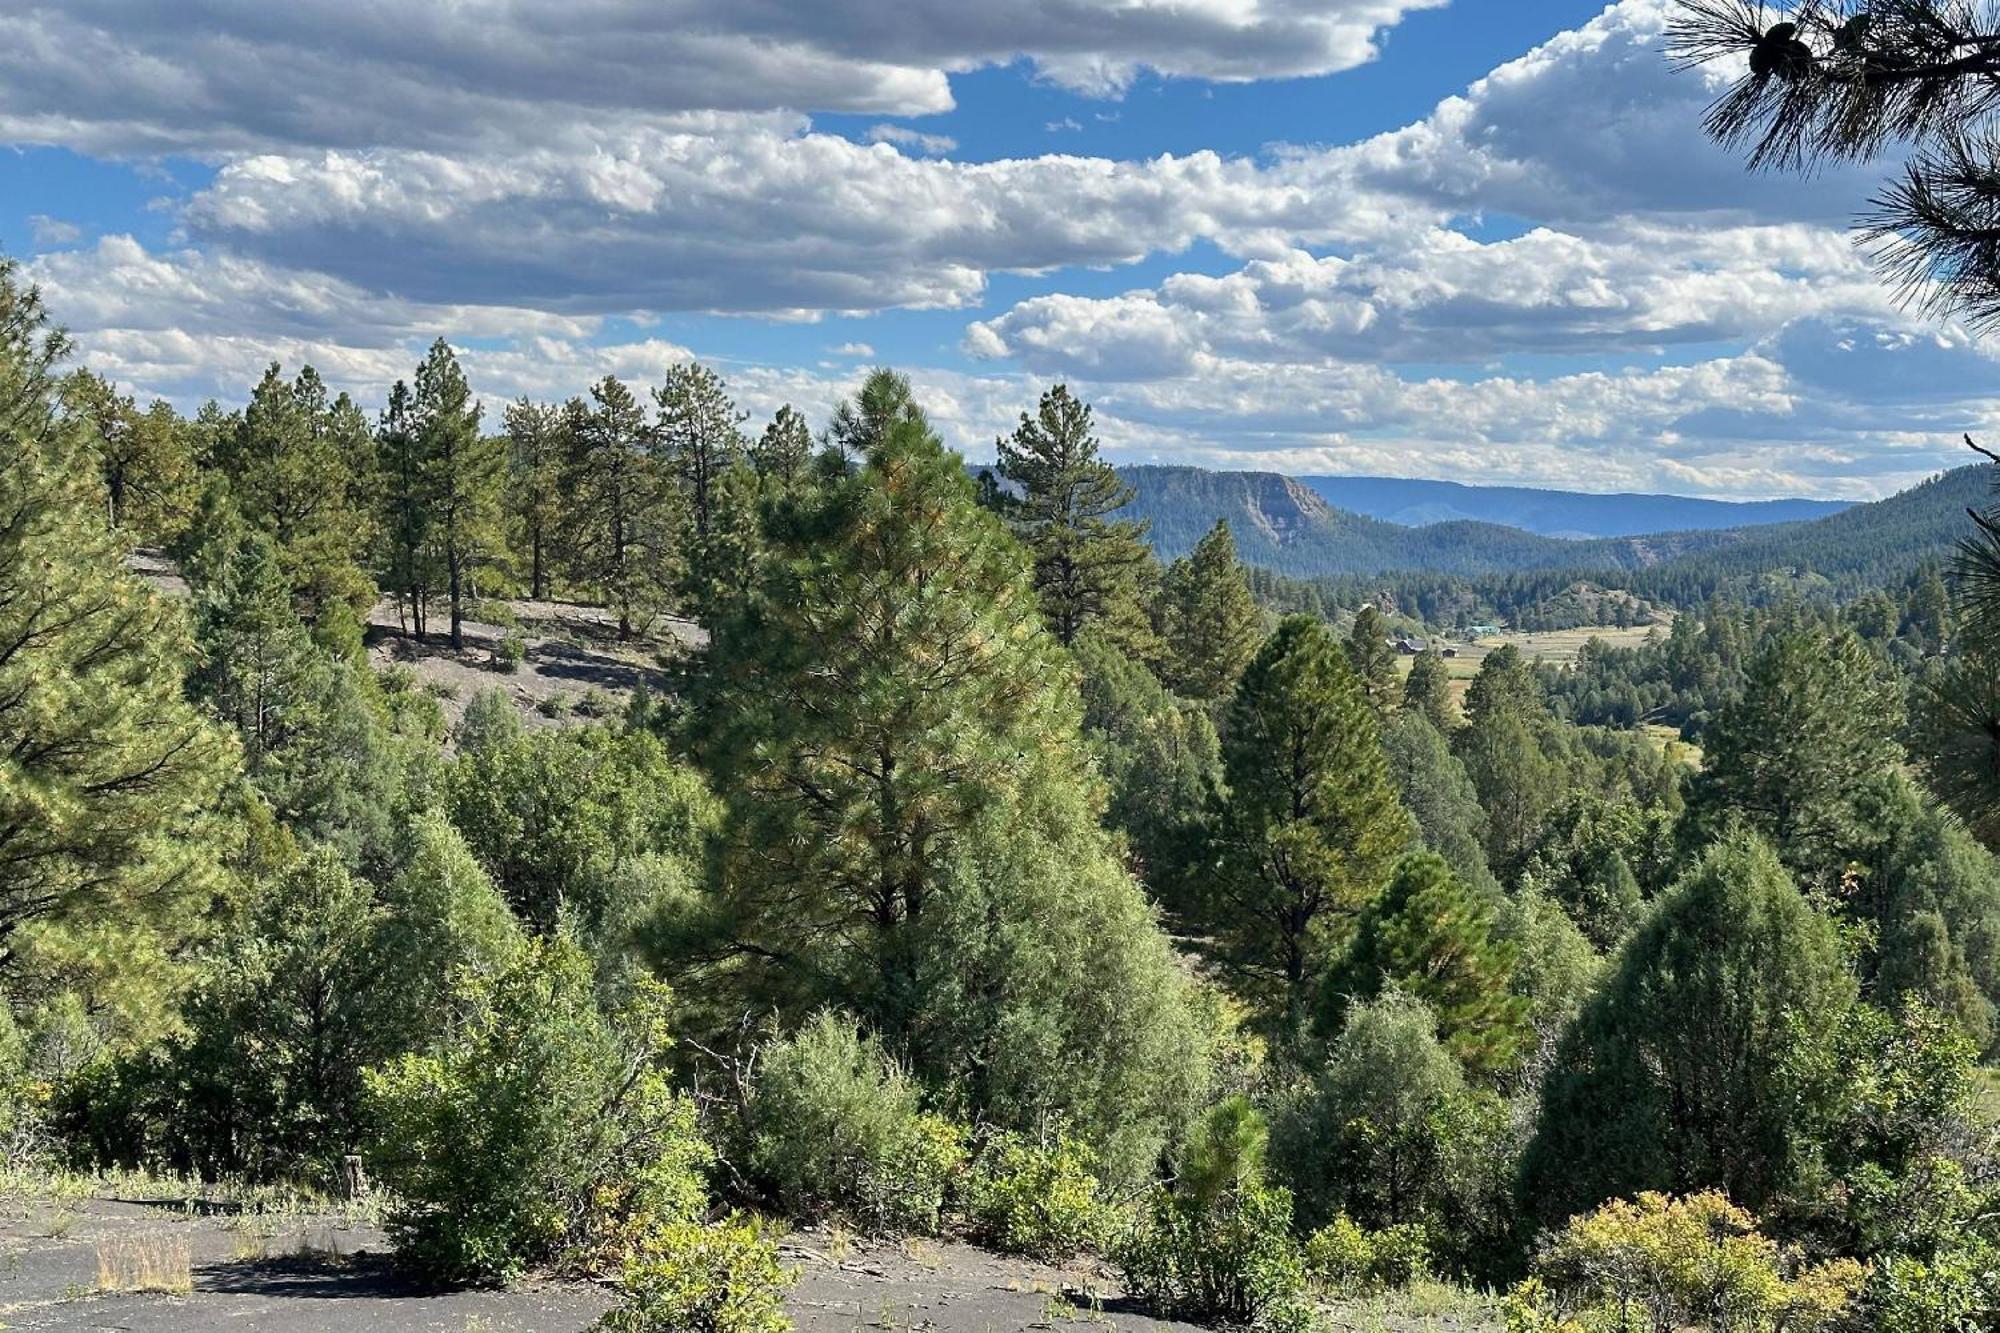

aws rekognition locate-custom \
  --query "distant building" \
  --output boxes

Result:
[1395,637,1425,655]
[1441,646,1459,658]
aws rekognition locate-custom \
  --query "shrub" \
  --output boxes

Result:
[1505,1191,1863,1333]
[595,1215,794,1333]
[1117,1099,1314,1330]
[966,1126,1106,1259]
[746,1012,965,1235]
[494,634,527,674]
[1302,1215,1430,1295]
[364,937,711,1283]
[1117,1181,1313,1331]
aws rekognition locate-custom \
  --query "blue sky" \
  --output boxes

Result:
[1,1,1989,498]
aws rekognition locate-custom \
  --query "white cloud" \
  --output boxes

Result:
[176,123,1406,315]
[829,342,877,357]
[27,214,82,246]
[0,0,1444,156]
[968,223,1896,374]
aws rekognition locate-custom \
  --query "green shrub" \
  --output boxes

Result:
[966,1126,1106,1259]
[595,1215,794,1333]
[1866,1237,2000,1333]
[1117,1181,1313,1331]
[1118,1102,1313,1329]
[746,1012,965,1235]
[1505,1191,1863,1333]
[1301,1215,1429,1295]
[495,634,527,673]
[364,937,711,1283]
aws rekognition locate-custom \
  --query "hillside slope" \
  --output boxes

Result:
[1116,463,1987,587]
[1299,474,1848,538]
[1117,465,1740,578]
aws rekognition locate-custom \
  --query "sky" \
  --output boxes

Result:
[1,0,1991,500]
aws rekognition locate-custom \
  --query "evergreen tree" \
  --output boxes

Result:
[563,378,679,639]
[1379,712,1496,898]
[409,340,505,650]
[376,380,434,639]
[653,361,746,615]
[995,384,1156,652]
[502,397,566,600]
[1213,615,1413,1027]
[1320,852,1527,1079]
[752,404,814,486]
[1454,646,1563,876]
[689,395,1081,1009]
[1402,646,1454,731]
[1344,605,1400,714]
[0,258,235,968]
[1159,520,1261,702]
[1522,831,1857,1228]
[1073,631,1223,917]
[222,363,377,618]
[59,372,195,541]
[1684,626,1903,878]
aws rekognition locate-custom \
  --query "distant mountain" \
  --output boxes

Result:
[1114,463,1989,587]
[1296,475,1850,539]
[1116,465,1738,578]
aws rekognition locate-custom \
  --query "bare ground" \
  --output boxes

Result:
[0,1202,1500,1333]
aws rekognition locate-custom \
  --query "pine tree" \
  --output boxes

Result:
[0,258,235,962]
[1344,605,1400,714]
[502,397,566,600]
[995,384,1156,652]
[752,404,814,486]
[410,340,504,650]
[1685,626,1903,878]
[376,380,434,640]
[59,371,195,541]
[564,378,679,640]
[1320,852,1527,1079]
[222,363,377,618]
[1454,645,1563,876]
[191,535,329,775]
[1213,615,1413,1028]
[1402,646,1454,731]
[1380,712,1495,897]
[689,394,1079,1008]
[1160,520,1261,701]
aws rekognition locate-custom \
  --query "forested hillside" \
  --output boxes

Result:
[1118,461,1978,592]
[1297,474,1848,538]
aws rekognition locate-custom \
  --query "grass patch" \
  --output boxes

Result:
[95,1230,193,1296]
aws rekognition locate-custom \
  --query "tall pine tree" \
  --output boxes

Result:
[1213,615,1413,1028]
[409,340,504,650]
[995,384,1156,653]
[1159,520,1261,702]
[502,397,566,601]
[563,378,679,640]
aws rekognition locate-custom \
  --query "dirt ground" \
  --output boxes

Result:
[0,1201,1500,1332]
[365,595,702,737]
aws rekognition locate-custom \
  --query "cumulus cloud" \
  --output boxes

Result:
[967,223,1897,373]
[176,123,1405,315]
[0,0,1443,156]
[1338,0,1883,228]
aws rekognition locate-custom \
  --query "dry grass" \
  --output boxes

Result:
[95,1230,193,1296]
